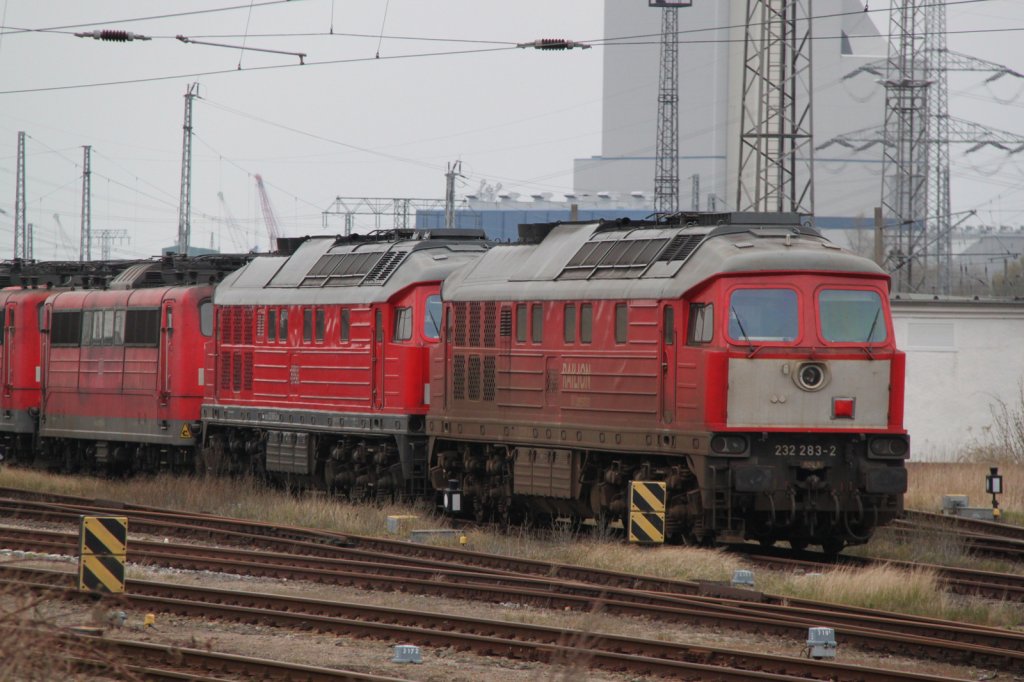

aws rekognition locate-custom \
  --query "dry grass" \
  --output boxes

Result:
[764,563,1021,627]
[1,465,1022,631]
[905,461,1023,524]
[0,576,138,680]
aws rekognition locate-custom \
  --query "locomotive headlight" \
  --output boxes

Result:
[868,436,910,459]
[794,362,828,392]
[711,434,748,455]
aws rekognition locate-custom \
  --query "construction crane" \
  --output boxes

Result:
[254,174,281,252]
[217,191,254,252]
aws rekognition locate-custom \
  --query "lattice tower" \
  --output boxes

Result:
[736,0,814,216]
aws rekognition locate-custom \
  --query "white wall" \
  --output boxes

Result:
[892,299,1024,460]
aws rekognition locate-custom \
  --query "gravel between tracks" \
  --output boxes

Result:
[0,518,1018,681]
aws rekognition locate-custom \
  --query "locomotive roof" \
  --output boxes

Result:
[442,214,887,302]
[214,231,490,306]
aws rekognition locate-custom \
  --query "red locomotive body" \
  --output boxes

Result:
[35,258,240,472]
[200,230,489,497]
[0,287,52,460]
[427,214,908,551]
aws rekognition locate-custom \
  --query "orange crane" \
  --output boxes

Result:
[254,174,281,252]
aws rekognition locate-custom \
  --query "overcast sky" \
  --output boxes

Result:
[0,1,1022,260]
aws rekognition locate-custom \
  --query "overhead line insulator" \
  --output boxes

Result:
[74,30,152,42]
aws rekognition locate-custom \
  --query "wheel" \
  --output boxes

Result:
[821,537,845,556]
[789,538,808,552]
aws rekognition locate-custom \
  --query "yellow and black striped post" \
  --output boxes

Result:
[628,481,666,544]
[78,515,128,593]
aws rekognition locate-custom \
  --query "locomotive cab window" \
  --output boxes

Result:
[663,306,675,345]
[125,309,160,346]
[819,289,887,343]
[531,304,543,343]
[200,301,213,337]
[393,307,412,341]
[278,309,288,343]
[516,304,527,343]
[424,295,442,340]
[303,309,313,343]
[340,308,350,342]
[315,309,325,343]
[687,303,714,345]
[564,303,576,343]
[615,303,628,344]
[580,303,593,343]
[267,309,277,342]
[727,288,798,343]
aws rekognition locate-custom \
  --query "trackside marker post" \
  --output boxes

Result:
[78,515,127,593]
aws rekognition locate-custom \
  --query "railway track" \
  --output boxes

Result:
[0,623,405,681]
[1,514,1023,672]
[0,565,995,682]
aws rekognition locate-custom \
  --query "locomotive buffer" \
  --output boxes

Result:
[628,481,667,544]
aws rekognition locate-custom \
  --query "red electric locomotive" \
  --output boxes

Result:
[200,229,490,498]
[427,213,908,552]
[36,256,247,473]
[0,260,140,465]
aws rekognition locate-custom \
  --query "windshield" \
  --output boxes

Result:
[819,289,887,343]
[727,288,798,343]
[423,295,442,340]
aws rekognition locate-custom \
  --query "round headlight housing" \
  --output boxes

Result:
[794,362,828,391]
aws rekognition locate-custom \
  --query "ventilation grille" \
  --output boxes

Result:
[454,302,468,346]
[232,352,242,392]
[483,302,496,347]
[483,356,496,401]
[243,351,254,391]
[362,250,408,284]
[242,308,254,345]
[467,355,481,401]
[219,352,231,390]
[658,234,705,262]
[452,354,466,401]
[499,308,512,337]
[300,251,385,287]
[559,237,670,280]
[469,302,481,347]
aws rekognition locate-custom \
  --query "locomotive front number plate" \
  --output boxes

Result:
[772,443,838,457]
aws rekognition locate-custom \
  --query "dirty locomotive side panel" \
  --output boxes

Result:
[34,257,248,473]
[200,230,490,501]
[427,213,907,552]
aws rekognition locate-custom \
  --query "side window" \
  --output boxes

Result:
[267,309,277,343]
[516,304,527,343]
[615,303,628,344]
[393,307,412,341]
[564,304,576,343]
[580,303,593,344]
[315,308,325,343]
[531,304,543,343]
[279,309,288,343]
[688,303,714,345]
[52,311,83,346]
[424,295,442,340]
[81,310,94,346]
[200,301,213,337]
[340,308,350,342]
[0,309,4,345]
[375,309,383,342]
[664,305,675,345]
[303,309,313,343]
[113,310,125,345]
[124,309,160,346]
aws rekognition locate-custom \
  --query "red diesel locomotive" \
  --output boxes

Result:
[198,229,491,498]
[426,213,908,551]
